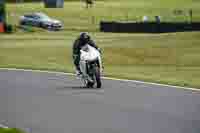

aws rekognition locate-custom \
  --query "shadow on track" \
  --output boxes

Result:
[55,86,104,95]
[56,86,99,90]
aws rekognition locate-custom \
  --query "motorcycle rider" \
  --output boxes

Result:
[72,32,100,77]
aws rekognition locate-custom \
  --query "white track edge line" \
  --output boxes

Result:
[0,68,199,92]
[0,124,9,129]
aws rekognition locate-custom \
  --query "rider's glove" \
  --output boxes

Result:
[76,70,82,77]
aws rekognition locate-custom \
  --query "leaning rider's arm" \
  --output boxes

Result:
[72,40,79,56]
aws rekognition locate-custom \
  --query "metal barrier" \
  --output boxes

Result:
[44,0,64,8]
[100,21,200,33]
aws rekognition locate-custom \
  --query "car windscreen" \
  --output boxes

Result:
[37,13,50,20]
[24,15,34,18]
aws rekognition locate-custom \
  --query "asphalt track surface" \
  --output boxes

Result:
[0,69,200,133]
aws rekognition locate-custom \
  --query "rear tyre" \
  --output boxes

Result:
[87,81,94,88]
[95,66,102,88]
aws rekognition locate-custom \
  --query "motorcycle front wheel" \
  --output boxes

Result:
[95,66,102,88]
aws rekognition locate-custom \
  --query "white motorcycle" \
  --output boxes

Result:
[79,44,103,88]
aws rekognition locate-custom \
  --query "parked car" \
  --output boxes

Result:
[20,12,63,30]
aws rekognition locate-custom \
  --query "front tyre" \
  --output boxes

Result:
[95,66,102,88]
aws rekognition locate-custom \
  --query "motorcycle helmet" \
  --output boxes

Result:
[79,32,90,43]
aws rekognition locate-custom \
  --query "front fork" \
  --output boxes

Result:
[79,60,88,79]
[79,60,100,81]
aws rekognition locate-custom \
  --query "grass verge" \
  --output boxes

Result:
[0,128,24,133]
[1,31,200,88]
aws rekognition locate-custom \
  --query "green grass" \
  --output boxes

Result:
[1,1,200,88]
[0,128,24,133]
[1,31,200,88]
[6,0,200,32]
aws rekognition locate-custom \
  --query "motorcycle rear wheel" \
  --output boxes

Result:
[86,81,94,88]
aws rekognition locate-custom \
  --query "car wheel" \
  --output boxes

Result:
[40,23,45,28]
[20,21,26,25]
[41,24,47,29]
[39,22,43,28]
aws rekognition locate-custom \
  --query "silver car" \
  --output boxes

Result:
[20,12,63,30]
